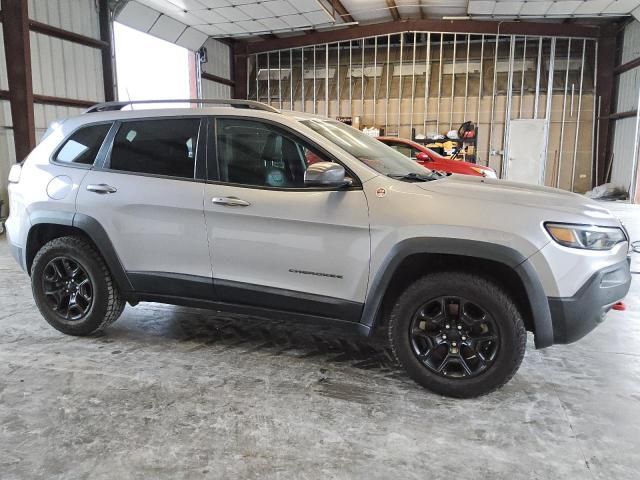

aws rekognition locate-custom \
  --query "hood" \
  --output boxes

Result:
[419,174,618,223]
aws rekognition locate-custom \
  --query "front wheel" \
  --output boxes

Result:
[389,272,526,398]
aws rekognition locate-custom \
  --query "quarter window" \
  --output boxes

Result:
[109,119,200,179]
[55,123,111,165]
[216,118,332,188]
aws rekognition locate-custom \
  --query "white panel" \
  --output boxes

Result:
[30,32,105,102]
[574,0,615,15]
[149,14,186,43]
[202,38,231,78]
[468,1,496,15]
[545,1,581,16]
[339,0,392,22]
[304,9,333,24]
[195,0,232,8]
[217,6,251,21]
[259,17,290,30]
[0,100,14,208]
[116,1,161,32]
[167,0,208,8]
[262,0,295,16]
[606,0,640,14]
[281,14,310,28]
[292,0,325,13]
[237,2,272,18]
[202,78,231,99]
[421,0,468,17]
[519,1,553,15]
[176,27,208,50]
[28,0,100,39]
[611,117,638,192]
[191,8,228,23]
[493,1,523,15]
[621,20,640,64]
[235,19,269,33]
[616,70,640,112]
[0,24,8,90]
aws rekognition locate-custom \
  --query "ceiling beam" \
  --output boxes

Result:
[243,19,600,54]
[386,0,400,21]
[329,0,354,23]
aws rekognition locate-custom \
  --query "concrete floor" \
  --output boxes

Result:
[1,203,639,480]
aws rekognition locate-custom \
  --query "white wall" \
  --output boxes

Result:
[610,20,640,195]
[201,38,232,99]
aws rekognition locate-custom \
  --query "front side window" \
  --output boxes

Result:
[108,118,200,179]
[216,118,332,188]
[55,123,111,165]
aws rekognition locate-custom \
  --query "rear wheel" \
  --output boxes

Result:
[389,272,526,398]
[31,236,125,336]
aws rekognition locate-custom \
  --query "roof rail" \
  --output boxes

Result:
[83,99,280,114]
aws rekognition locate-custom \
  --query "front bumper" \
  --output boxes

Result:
[6,229,26,272]
[548,258,631,344]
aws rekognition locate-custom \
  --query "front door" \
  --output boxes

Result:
[204,117,370,321]
[76,117,213,299]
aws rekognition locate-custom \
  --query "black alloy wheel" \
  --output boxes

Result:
[31,236,125,336]
[388,272,526,398]
[409,296,499,378]
[42,256,94,321]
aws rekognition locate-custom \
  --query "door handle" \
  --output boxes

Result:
[86,184,117,194]
[211,196,251,207]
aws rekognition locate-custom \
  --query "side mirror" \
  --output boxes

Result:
[304,162,352,188]
[416,152,431,162]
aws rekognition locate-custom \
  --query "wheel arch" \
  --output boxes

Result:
[362,238,554,349]
[26,212,133,295]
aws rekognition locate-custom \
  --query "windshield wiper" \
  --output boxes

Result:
[387,172,443,182]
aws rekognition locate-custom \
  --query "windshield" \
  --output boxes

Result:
[301,119,433,178]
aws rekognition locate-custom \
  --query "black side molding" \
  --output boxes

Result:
[215,278,363,323]
[128,271,215,300]
[361,237,554,349]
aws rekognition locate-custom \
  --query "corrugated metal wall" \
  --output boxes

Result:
[201,38,232,99]
[0,0,104,211]
[0,23,15,215]
[610,20,640,195]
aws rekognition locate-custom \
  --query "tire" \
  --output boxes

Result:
[388,272,526,398]
[31,236,125,336]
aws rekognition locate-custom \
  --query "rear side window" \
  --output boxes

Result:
[55,123,111,165]
[108,118,200,179]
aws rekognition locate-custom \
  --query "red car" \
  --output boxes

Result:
[377,137,497,178]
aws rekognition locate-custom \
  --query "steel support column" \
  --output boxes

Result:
[232,41,248,99]
[1,0,35,161]
[98,0,115,102]
[595,27,617,186]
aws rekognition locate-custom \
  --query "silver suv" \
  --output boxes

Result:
[5,99,631,398]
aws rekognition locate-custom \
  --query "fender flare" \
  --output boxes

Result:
[72,213,134,294]
[28,211,133,295]
[361,238,554,349]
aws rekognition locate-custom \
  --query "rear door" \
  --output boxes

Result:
[76,117,214,299]
[203,116,370,321]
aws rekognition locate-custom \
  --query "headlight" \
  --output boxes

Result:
[545,223,627,250]
[470,167,497,178]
